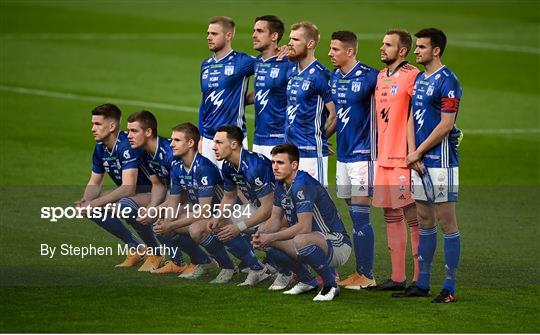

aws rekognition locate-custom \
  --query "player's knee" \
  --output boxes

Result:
[292,234,312,249]
[188,224,201,240]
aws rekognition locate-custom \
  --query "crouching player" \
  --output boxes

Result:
[253,143,351,301]
[208,125,278,287]
[76,103,159,268]
[124,111,214,275]
[150,123,237,283]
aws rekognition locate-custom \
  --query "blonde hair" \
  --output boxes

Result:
[291,21,320,45]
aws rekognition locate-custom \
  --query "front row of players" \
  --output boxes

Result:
[79,106,348,300]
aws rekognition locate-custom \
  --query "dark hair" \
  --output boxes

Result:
[172,122,200,147]
[270,143,300,164]
[415,28,447,57]
[255,15,285,43]
[127,110,157,138]
[216,125,244,144]
[386,29,413,56]
[331,30,357,52]
[209,16,235,33]
[91,103,121,122]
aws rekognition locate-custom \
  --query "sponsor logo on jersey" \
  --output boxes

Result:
[255,89,270,114]
[201,176,208,185]
[254,177,263,187]
[123,150,131,159]
[391,84,398,95]
[336,106,351,133]
[206,89,225,110]
[296,190,305,200]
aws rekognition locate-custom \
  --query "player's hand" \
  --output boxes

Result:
[328,142,335,156]
[406,150,423,172]
[216,223,240,242]
[76,200,92,217]
[254,232,273,248]
[276,44,291,61]
[136,207,156,225]
[251,231,262,248]
[153,219,171,235]
[207,217,220,232]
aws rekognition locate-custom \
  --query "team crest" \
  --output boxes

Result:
[301,80,311,91]
[351,81,362,93]
[224,65,234,76]
[270,67,280,78]
[123,150,131,159]
[255,177,263,187]
[201,176,208,186]
[426,86,434,96]
[296,190,305,200]
[391,84,398,95]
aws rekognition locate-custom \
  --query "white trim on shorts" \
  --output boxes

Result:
[317,231,351,268]
[251,144,274,160]
[298,156,329,187]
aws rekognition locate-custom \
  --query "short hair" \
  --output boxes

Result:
[91,103,121,122]
[415,28,447,57]
[255,15,285,43]
[331,30,358,53]
[385,29,413,56]
[216,125,244,144]
[291,21,320,45]
[127,110,157,138]
[209,16,235,33]
[270,143,300,164]
[172,122,200,148]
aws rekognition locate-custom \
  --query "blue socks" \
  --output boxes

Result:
[417,227,437,290]
[200,234,235,270]
[224,235,264,271]
[267,247,314,283]
[349,204,374,278]
[89,213,141,249]
[169,233,211,265]
[297,244,336,287]
[118,198,160,251]
[157,235,186,266]
[443,232,460,293]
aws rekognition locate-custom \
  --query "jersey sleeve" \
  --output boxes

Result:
[440,75,461,113]
[169,164,182,195]
[248,160,274,199]
[197,165,221,198]
[315,69,333,103]
[294,183,316,214]
[367,69,378,94]
[91,146,105,174]
[239,54,256,77]
[118,141,142,170]
[221,164,237,193]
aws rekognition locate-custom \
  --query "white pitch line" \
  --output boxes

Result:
[1,85,536,132]
[2,33,539,54]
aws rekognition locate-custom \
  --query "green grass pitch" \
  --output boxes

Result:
[1,1,539,333]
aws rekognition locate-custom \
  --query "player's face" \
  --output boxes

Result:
[127,121,148,149]
[207,23,228,52]
[271,153,295,181]
[252,20,274,52]
[91,115,114,141]
[170,131,191,157]
[328,40,350,68]
[380,34,400,64]
[414,37,434,65]
[287,29,308,61]
[212,131,233,161]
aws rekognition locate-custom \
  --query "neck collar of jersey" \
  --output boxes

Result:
[423,65,446,79]
[338,61,361,78]
[387,61,408,77]
[183,152,198,174]
[213,49,235,63]
[297,59,317,75]
[105,131,121,154]
[151,136,160,160]
[261,55,277,62]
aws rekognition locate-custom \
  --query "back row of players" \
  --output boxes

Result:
[77,16,462,303]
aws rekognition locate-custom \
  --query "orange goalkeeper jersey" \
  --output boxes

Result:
[375,62,419,167]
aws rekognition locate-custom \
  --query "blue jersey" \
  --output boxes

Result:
[330,61,378,162]
[170,153,224,205]
[140,136,175,187]
[274,170,351,245]
[92,131,151,187]
[199,50,255,139]
[253,55,291,146]
[221,149,275,207]
[412,66,462,168]
[285,60,333,158]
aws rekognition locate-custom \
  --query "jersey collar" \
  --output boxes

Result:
[260,55,277,62]
[297,59,318,75]
[422,65,446,79]
[105,131,121,155]
[213,49,235,63]
[183,152,198,175]
[151,136,160,160]
[386,61,408,77]
[337,61,361,78]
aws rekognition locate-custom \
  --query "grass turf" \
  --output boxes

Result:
[1,1,539,333]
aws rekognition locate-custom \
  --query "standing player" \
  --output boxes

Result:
[394,28,462,303]
[209,125,282,287]
[253,143,351,301]
[283,21,337,186]
[248,15,290,159]
[199,16,254,166]
[76,104,156,268]
[124,111,214,275]
[372,29,421,291]
[327,31,378,290]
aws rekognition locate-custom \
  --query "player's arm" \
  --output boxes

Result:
[407,112,456,166]
[256,211,313,247]
[80,172,104,203]
[158,195,213,234]
[88,168,138,207]
[136,175,168,225]
[325,101,337,137]
[407,108,421,172]
[257,205,285,234]
[245,91,255,105]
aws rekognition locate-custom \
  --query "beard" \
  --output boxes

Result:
[381,54,398,65]
[288,46,308,61]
